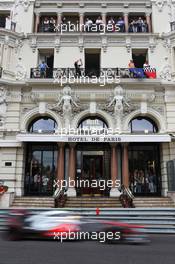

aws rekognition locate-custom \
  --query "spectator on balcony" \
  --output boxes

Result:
[136,17,144,32]
[116,17,125,32]
[85,18,93,32]
[143,60,150,70]
[49,17,56,32]
[43,17,50,32]
[5,16,11,30]
[96,16,103,32]
[74,59,82,77]
[107,17,115,32]
[128,60,135,69]
[143,61,156,79]
[38,61,49,78]
[143,19,148,32]
[129,19,137,33]
[128,60,145,78]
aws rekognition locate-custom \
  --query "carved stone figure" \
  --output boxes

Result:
[53,86,79,128]
[108,86,130,132]
[16,58,27,80]
[160,57,173,81]
[155,0,165,12]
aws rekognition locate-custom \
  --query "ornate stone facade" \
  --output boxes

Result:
[0,0,175,207]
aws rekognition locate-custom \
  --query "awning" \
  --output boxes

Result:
[16,133,171,143]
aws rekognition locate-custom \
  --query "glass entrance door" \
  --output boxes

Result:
[81,155,103,195]
[128,143,161,196]
[25,144,57,196]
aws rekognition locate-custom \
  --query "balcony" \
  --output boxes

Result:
[34,13,152,34]
[30,67,157,80]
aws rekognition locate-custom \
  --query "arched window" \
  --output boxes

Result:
[78,117,108,134]
[28,117,57,133]
[129,116,158,133]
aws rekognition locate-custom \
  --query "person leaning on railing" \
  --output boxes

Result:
[38,61,49,78]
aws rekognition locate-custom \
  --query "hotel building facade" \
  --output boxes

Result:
[0,0,175,207]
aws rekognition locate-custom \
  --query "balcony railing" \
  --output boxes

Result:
[30,67,157,80]
[0,67,2,78]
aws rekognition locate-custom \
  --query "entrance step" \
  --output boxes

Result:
[63,197,122,208]
[133,197,175,208]
[11,196,55,208]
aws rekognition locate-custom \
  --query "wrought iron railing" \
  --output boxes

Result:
[0,67,2,78]
[170,22,175,31]
[53,187,67,208]
[30,67,157,79]
[119,185,135,208]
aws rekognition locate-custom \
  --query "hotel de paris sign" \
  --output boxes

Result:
[16,134,171,143]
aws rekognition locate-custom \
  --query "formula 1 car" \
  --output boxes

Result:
[5,209,150,244]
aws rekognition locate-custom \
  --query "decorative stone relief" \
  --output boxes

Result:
[107,85,130,132]
[15,58,27,80]
[0,87,7,127]
[48,86,80,129]
[160,57,173,81]
[155,0,166,12]
[149,37,156,53]
[15,0,30,12]
[15,39,24,54]
[55,37,60,53]
[125,37,131,53]
[30,37,37,53]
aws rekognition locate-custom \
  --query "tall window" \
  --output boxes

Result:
[78,117,108,130]
[28,117,57,133]
[129,117,158,134]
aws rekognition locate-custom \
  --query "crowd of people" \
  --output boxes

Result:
[0,14,16,31]
[128,60,156,78]
[130,169,157,194]
[35,58,156,79]
[128,17,148,33]
[39,15,149,33]
[41,17,57,32]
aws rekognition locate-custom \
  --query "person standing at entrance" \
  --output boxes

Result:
[74,58,82,77]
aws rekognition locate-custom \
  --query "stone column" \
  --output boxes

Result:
[67,143,76,196]
[79,13,84,32]
[57,143,65,183]
[146,13,151,33]
[124,12,129,32]
[122,143,129,187]
[110,144,120,197]
[102,13,106,25]
[57,12,62,31]
[35,12,40,33]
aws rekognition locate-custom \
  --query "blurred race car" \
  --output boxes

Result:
[5,210,150,244]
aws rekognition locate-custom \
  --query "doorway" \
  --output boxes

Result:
[132,49,148,68]
[85,49,101,77]
[25,143,57,196]
[38,49,54,78]
[81,155,103,195]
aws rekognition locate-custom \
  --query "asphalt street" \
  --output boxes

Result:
[0,233,175,264]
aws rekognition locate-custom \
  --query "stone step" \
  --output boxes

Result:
[11,205,55,208]
[133,197,175,208]
[11,196,55,208]
[65,205,122,208]
[64,196,122,208]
